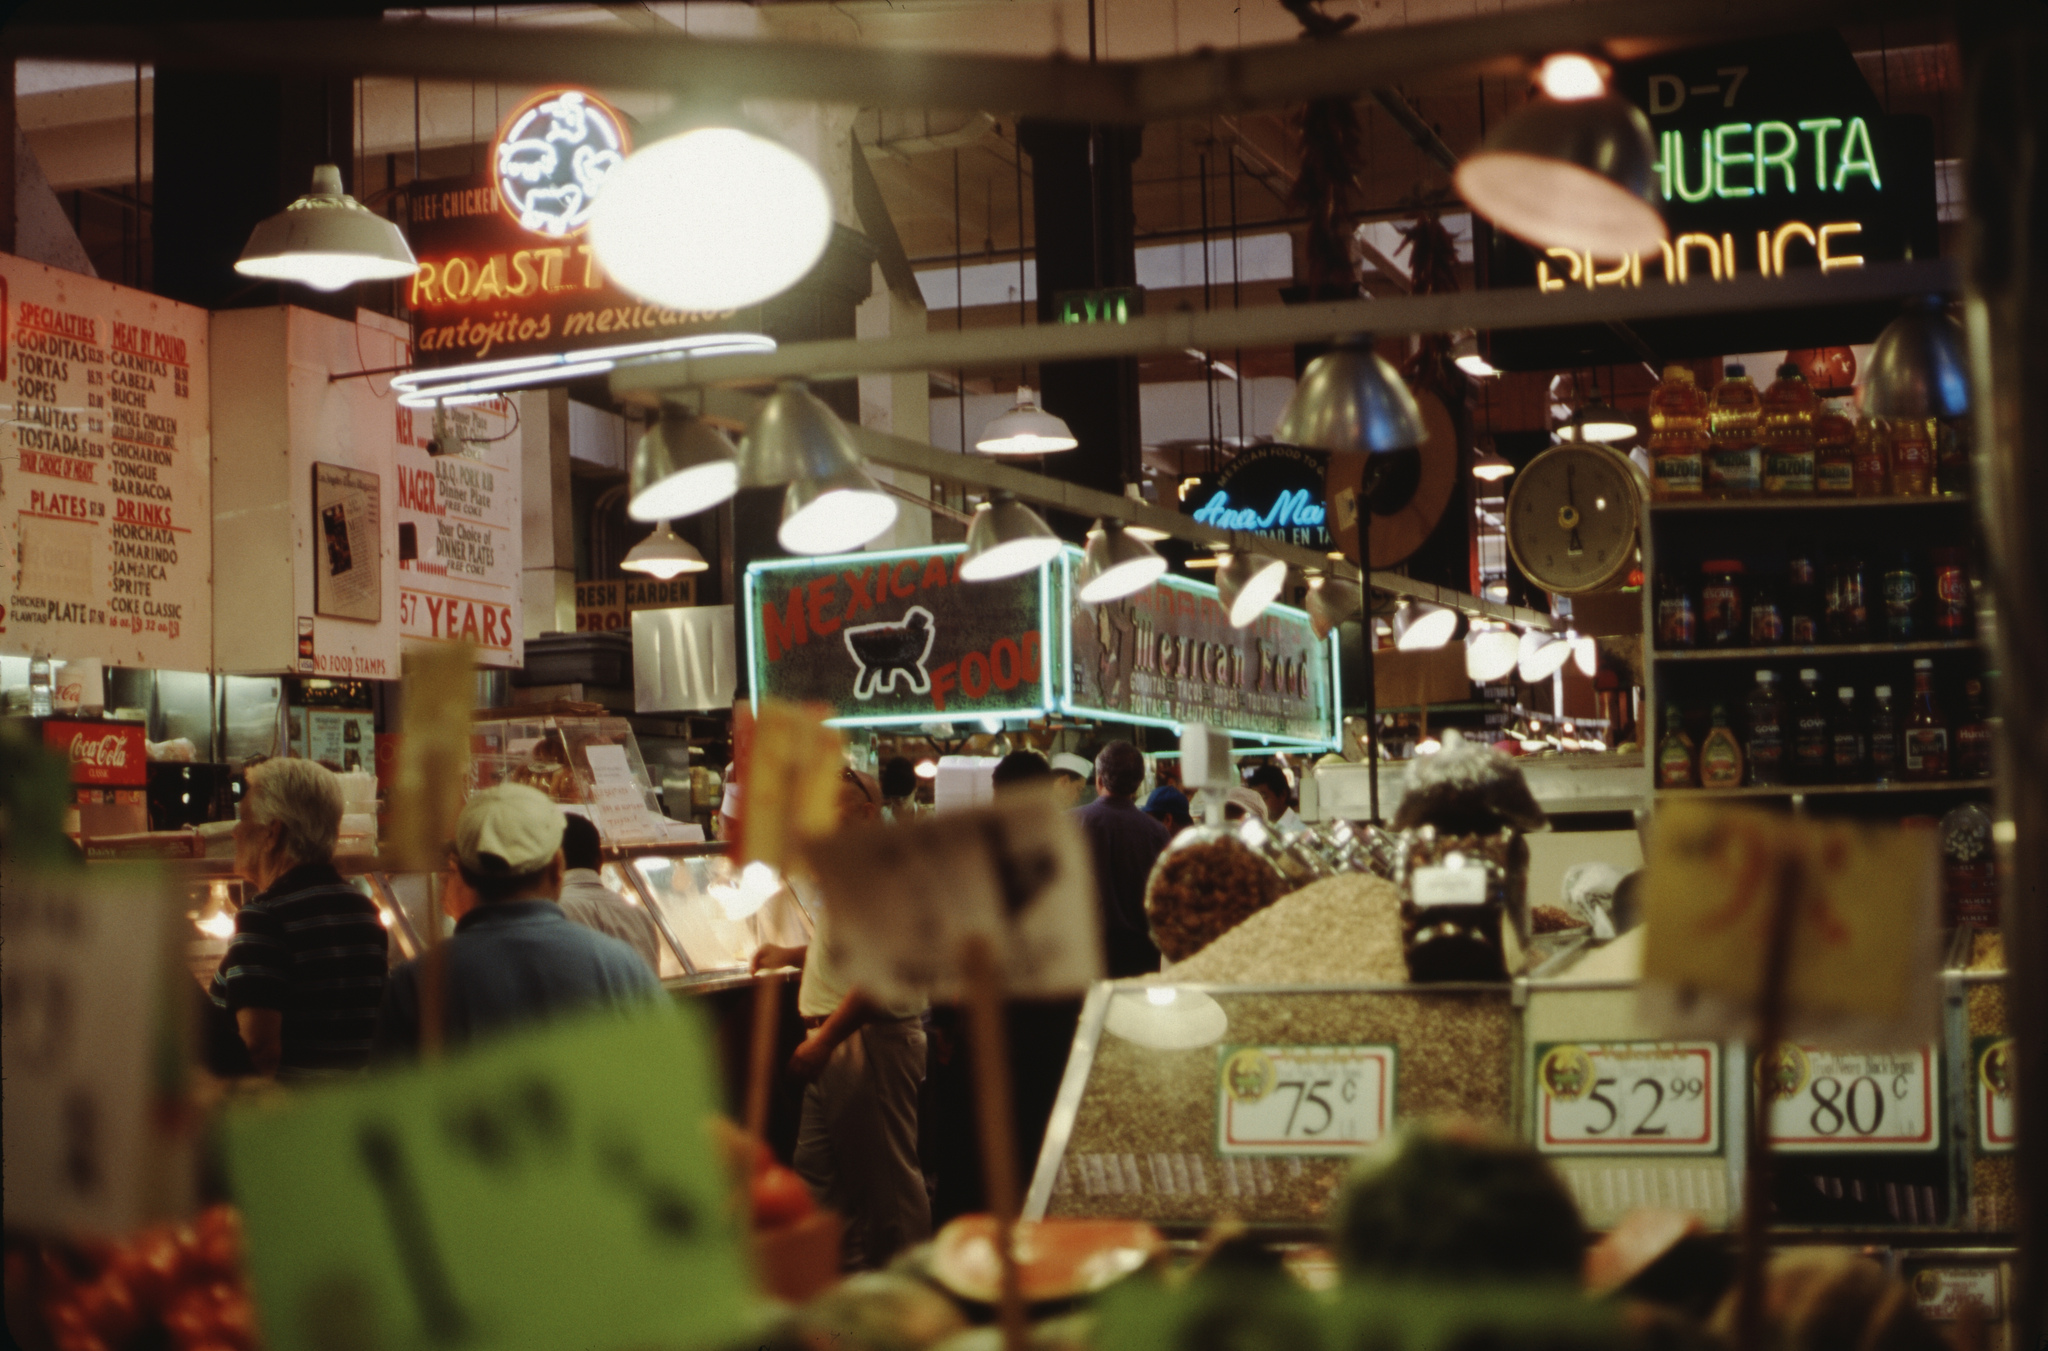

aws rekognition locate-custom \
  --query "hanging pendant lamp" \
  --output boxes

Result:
[234,165,419,291]
[1274,336,1425,456]
[1304,573,1363,639]
[591,111,832,312]
[1077,520,1168,603]
[1454,54,1666,259]
[1864,296,1971,419]
[959,493,1062,581]
[737,383,898,555]
[1472,445,1516,482]
[1393,601,1464,651]
[621,521,708,579]
[629,406,739,521]
[1517,629,1575,682]
[1465,625,1521,682]
[1215,551,1288,628]
[1451,331,1499,378]
[974,387,1079,455]
[1567,402,1638,444]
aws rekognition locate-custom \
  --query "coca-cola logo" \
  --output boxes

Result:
[68,732,132,768]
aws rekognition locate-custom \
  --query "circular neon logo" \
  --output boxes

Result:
[493,89,629,237]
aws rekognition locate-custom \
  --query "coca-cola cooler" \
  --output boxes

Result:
[39,718,150,838]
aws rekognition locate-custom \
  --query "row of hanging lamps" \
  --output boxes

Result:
[591,110,834,312]
[1077,521,1168,602]
[620,521,707,578]
[234,165,419,291]
[1215,550,1289,628]
[1455,52,1666,260]
[974,387,1079,455]
[959,492,1063,581]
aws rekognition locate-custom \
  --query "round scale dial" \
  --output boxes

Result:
[1504,444,1642,595]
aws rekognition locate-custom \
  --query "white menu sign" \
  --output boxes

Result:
[1,254,211,669]
[393,393,522,667]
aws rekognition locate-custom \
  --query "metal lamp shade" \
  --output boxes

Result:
[1571,402,1638,444]
[234,165,419,291]
[1076,522,1167,602]
[779,461,898,555]
[959,494,1063,581]
[975,390,1079,455]
[739,382,868,489]
[1274,341,1425,455]
[621,521,708,578]
[1215,551,1288,628]
[1304,575,1363,639]
[1393,601,1464,651]
[1864,299,1971,419]
[629,408,739,521]
[1517,629,1574,682]
[1454,96,1666,259]
[1466,627,1520,682]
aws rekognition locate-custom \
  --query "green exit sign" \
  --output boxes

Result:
[1055,287,1146,325]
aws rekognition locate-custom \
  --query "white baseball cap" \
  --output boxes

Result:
[457,784,567,876]
[1049,752,1093,779]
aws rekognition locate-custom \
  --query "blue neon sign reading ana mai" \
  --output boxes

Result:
[1190,487,1326,533]
[1655,116,1882,204]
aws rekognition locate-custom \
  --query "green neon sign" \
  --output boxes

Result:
[1655,115,1882,203]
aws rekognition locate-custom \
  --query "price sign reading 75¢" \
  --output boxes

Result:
[1217,1045,1395,1156]
[1533,1042,1721,1155]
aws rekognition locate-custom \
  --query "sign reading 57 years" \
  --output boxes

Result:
[1,254,212,669]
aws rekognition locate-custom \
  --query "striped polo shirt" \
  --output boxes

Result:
[210,861,389,1076]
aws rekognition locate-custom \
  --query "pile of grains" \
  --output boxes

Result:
[1156,874,1407,985]
[1047,985,1515,1228]
[1144,836,1285,962]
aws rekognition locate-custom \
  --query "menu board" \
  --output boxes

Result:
[1063,555,1337,747]
[0,254,211,669]
[393,392,523,667]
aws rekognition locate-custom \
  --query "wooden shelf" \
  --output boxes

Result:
[1649,494,1969,512]
[1652,639,1979,663]
[1656,779,1995,800]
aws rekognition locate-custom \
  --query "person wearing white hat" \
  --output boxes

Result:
[1047,751,1095,808]
[374,784,660,1055]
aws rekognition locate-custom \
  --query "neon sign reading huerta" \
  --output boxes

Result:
[1654,117,1882,203]
[1191,488,1327,533]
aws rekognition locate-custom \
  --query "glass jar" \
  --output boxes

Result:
[1655,571,1698,650]
[1143,823,1287,962]
[1700,560,1748,648]
[1397,825,1528,982]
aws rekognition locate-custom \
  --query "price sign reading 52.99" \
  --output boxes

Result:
[1533,1042,1721,1155]
[1216,1045,1395,1156]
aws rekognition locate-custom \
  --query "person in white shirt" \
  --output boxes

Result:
[749,767,929,1270]
[1245,764,1306,834]
[554,812,663,973]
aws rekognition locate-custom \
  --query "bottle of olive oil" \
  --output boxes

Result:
[1700,703,1745,789]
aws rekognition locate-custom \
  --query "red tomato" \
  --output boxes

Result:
[750,1166,816,1230]
[54,1331,109,1351]
[210,1294,258,1351]
[114,1231,185,1308]
[162,1290,217,1347]
[76,1274,140,1344]
[192,1210,242,1279]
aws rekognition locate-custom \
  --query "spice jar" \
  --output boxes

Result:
[1700,560,1748,648]
[1655,571,1697,650]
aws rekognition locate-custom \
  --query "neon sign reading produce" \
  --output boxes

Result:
[1538,114,1887,291]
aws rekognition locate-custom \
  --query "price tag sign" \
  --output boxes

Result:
[1531,1042,1721,1155]
[806,785,1102,1000]
[1759,1044,1941,1152]
[225,1005,750,1351]
[1973,1036,2015,1154]
[1216,1045,1395,1156]
[1907,1266,2003,1321]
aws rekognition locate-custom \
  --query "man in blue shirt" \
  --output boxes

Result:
[375,784,659,1056]
[1074,741,1170,977]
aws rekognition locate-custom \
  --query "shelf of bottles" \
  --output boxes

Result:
[1638,355,1996,929]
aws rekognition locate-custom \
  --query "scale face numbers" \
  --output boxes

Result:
[1759,1044,1942,1152]
[1506,445,1639,595]
[1217,1045,1395,1156]
[1532,1042,1721,1155]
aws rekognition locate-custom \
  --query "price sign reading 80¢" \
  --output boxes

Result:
[1532,1042,1722,1155]
[1217,1045,1395,1156]
[1759,1043,1942,1152]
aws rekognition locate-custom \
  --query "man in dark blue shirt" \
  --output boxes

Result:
[375,785,659,1056]
[1073,741,1170,977]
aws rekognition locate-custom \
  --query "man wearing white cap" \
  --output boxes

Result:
[375,784,660,1054]
[1047,752,1094,808]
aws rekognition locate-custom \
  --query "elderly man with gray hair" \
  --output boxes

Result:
[210,758,388,1080]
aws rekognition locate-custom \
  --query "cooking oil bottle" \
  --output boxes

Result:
[1706,364,1762,498]
[1647,365,1708,500]
[1760,362,1817,496]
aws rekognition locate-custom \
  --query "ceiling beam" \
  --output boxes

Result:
[612,259,1954,395]
[3,0,1938,122]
